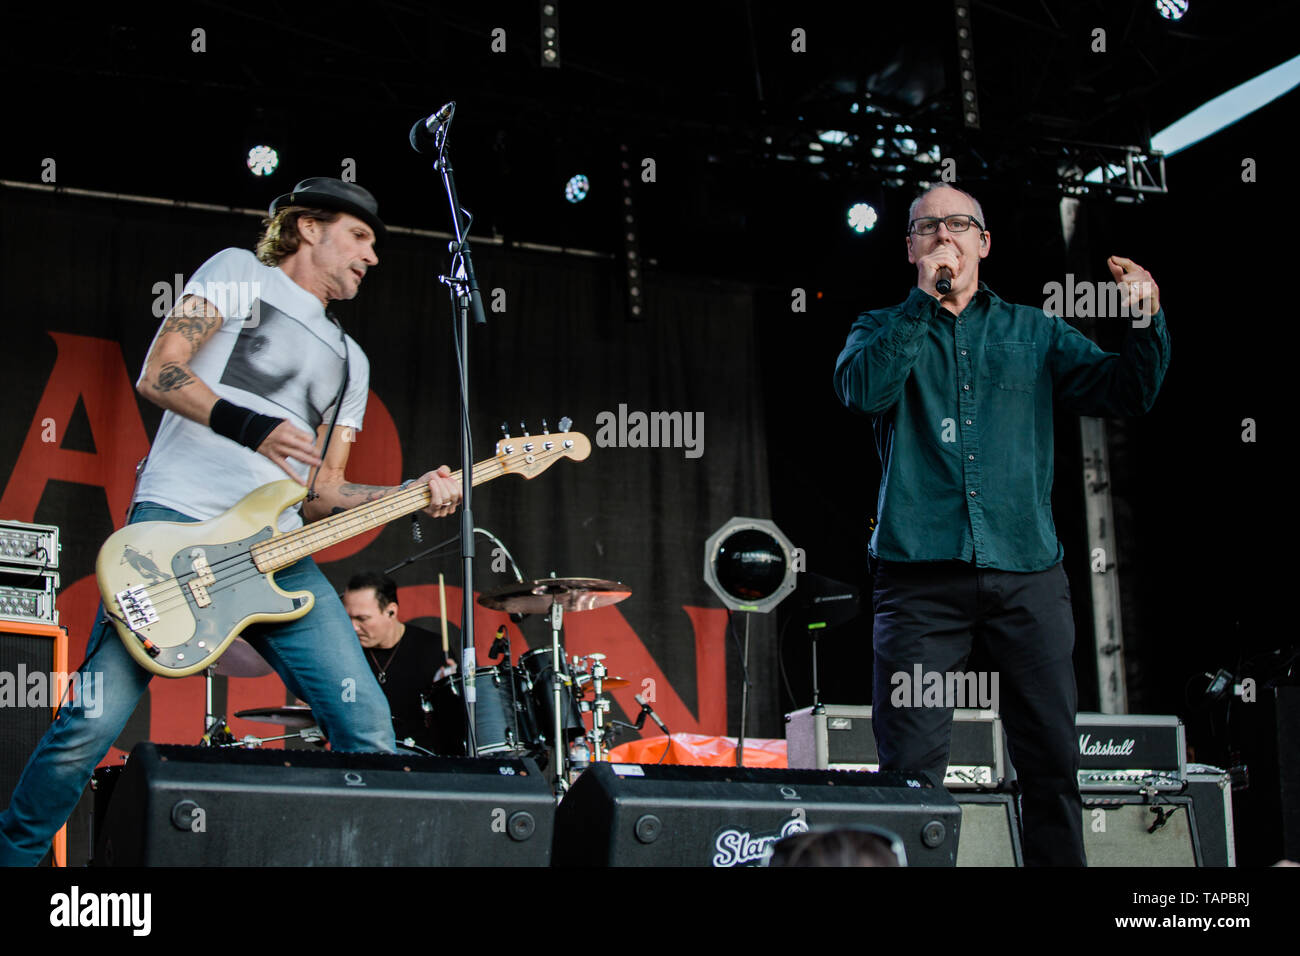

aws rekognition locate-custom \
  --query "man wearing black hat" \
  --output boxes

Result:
[0,178,460,866]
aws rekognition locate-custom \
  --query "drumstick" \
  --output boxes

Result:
[438,572,449,654]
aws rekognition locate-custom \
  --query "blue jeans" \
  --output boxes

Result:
[0,502,395,866]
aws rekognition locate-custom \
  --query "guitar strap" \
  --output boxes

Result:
[128,317,352,517]
[305,315,351,506]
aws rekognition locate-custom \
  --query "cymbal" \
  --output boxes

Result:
[234,706,318,730]
[576,674,631,691]
[212,637,275,678]
[477,577,631,615]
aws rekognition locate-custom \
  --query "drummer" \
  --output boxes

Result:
[342,571,456,751]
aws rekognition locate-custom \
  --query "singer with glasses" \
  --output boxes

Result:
[833,183,1170,866]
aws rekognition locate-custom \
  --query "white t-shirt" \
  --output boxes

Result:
[134,248,370,531]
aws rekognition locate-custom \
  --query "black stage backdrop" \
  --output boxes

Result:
[0,186,773,861]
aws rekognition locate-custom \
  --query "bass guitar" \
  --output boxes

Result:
[97,429,590,677]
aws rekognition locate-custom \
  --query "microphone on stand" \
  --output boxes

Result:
[409,101,456,153]
[634,694,671,735]
[936,266,953,295]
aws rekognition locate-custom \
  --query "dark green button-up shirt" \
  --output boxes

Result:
[833,284,1170,571]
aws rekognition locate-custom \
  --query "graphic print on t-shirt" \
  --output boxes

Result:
[220,300,346,429]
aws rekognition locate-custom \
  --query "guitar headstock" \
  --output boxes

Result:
[495,417,590,479]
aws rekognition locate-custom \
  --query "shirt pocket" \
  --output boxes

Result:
[985,342,1038,393]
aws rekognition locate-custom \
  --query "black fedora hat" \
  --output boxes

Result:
[269,177,387,244]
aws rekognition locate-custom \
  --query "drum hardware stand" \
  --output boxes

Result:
[200,665,237,747]
[810,625,826,716]
[216,726,324,749]
[736,612,752,767]
[547,589,569,794]
[585,653,612,762]
[397,738,438,757]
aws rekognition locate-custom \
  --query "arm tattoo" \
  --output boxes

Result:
[160,302,221,357]
[154,362,195,392]
[338,483,393,504]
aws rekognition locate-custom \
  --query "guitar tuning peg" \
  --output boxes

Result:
[520,421,530,437]
[500,422,510,439]
[541,418,550,434]
[558,416,572,433]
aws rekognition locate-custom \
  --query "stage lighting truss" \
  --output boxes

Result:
[770,102,950,190]
[703,517,798,614]
[1056,143,1168,202]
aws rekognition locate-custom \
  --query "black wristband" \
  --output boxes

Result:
[209,398,283,452]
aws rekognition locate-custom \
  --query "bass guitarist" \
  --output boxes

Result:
[0,177,461,866]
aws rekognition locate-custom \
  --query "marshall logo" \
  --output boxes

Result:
[712,817,809,867]
[1078,734,1136,757]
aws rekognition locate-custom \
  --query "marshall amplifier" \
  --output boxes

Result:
[94,743,554,866]
[1076,713,1186,792]
[552,762,962,867]
[785,705,1008,788]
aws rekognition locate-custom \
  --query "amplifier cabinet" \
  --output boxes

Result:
[553,762,961,867]
[95,743,554,866]
[953,792,1023,867]
[1082,793,1201,866]
[786,705,1007,788]
[1184,770,1236,867]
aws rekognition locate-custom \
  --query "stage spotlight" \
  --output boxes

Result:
[703,517,797,614]
[1151,53,1300,156]
[848,203,878,234]
[564,173,589,203]
[1155,0,1188,21]
[246,145,279,177]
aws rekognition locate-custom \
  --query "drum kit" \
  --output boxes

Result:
[195,574,634,795]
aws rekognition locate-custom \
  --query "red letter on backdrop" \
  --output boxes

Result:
[0,333,150,523]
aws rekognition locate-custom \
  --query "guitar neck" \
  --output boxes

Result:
[252,460,500,573]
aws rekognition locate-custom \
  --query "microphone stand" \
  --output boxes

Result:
[419,103,488,756]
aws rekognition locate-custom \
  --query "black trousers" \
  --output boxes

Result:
[870,559,1086,866]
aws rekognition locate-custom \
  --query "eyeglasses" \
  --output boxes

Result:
[908,214,983,236]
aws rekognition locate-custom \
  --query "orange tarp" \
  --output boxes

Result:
[606,733,787,768]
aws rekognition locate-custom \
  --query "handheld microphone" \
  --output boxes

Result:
[409,102,456,153]
[936,267,953,295]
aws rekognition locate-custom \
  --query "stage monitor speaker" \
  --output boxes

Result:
[94,743,553,866]
[1082,794,1201,866]
[552,762,961,867]
[0,621,67,866]
[954,792,1022,866]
